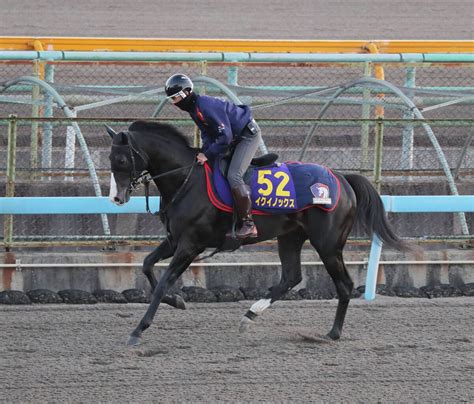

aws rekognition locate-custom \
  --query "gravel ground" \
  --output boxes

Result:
[1,0,472,39]
[1,297,473,403]
[1,3,472,403]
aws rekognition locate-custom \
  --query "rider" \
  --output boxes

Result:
[165,73,261,240]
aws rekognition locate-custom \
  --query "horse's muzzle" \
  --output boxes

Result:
[112,189,131,205]
[113,196,125,205]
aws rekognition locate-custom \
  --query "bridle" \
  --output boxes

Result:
[112,135,197,215]
[111,132,231,262]
[111,139,150,193]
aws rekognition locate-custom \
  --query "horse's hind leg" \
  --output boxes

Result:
[313,244,354,340]
[142,239,185,310]
[240,229,307,331]
[324,251,353,340]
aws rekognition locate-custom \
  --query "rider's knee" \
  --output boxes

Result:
[227,172,244,189]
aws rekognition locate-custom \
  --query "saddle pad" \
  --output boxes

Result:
[204,161,340,215]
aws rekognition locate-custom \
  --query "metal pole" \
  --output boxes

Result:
[227,65,238,85]
[30,60,41,171]
[1,50,473,63]
[364,234,383,300]
[454,128,474,180]
[297,76,467,235]
[42,63,55,173]
[360,62,372,173]
[374,118,384,193]
[65,111,77,181]
[1,76,111,236]
[4,115,18,250]
[194,62,207,148]
[402,66,416,169]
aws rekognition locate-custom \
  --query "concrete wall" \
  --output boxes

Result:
[1,245,473,293]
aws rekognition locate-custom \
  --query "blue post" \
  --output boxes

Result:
[227,66,238,85]
[365,234,383,300]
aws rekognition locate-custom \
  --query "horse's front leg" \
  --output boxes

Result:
[127,241,203,347]
[142,238,185,310]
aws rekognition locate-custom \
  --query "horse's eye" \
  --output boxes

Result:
[118,157,128,166]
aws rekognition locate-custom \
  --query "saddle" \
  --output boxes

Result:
[217,153,279,179]
[205,154,341,215]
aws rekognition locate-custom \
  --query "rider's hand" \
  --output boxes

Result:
[196,153,208,165]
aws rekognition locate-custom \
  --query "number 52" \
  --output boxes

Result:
[257,170,290,197]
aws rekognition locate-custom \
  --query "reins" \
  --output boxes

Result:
[142,162,197,215]
[113,133,197,215]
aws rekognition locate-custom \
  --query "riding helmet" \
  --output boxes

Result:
[165,74,194,98]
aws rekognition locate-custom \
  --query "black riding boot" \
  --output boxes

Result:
[231,184,258,239]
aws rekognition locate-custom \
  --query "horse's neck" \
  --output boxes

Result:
[145,143,195,201]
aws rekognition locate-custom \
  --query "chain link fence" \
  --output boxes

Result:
[1,59,473,245]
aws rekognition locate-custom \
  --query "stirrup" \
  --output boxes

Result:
[236,220,258,240]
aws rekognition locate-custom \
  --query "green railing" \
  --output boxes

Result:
[1,116,472,247]
[1,50,472,246]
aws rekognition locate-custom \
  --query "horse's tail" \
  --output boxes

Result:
[344,174,407,251]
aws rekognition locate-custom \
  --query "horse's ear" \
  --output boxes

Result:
[120,132,129,144]
[105,125,117,139]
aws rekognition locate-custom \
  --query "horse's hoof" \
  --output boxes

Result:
[239,316,255,333]
[298,332,332,344]
[174,295,186,310]
[127,335,141,347]
[326,331,341,341]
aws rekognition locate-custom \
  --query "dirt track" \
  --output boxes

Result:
[1,0,473,39]
[1,2,473,403]
[1,297,473,403]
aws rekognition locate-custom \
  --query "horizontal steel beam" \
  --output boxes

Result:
[365,195,473,301]
[0,51,473,63]
[1,195,472,215]
[0,196,160,214]
[1,37,473,53]
[381,195,474,213]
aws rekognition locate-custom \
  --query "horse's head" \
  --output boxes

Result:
[107,125,148,205]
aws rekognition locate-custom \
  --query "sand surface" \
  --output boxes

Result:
[1,0,472,39]
[1,297,473,402]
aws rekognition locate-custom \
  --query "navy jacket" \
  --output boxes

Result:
[188,95,252,161]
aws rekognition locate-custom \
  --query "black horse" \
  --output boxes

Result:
[107,121,405,347]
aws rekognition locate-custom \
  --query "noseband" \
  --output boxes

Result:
[111,138,149,192]
[112,136,197,215]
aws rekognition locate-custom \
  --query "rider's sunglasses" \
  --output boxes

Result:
[169,90,187,101]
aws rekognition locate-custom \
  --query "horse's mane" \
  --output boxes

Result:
[128,121,192,148]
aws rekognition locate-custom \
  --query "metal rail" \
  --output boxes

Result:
[1,37,473,53]
[297,77,471,235]
[1,50,473,63]
[3,260,474,270]
[1,78,111,236]
[364,195,474,301]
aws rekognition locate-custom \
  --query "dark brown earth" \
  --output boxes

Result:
[1,297,473,402]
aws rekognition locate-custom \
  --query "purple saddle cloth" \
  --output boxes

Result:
[212,161,341,214]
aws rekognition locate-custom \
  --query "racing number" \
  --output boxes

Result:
[257,170,290,197]
[274,171,290,196]
[257,170,273,196]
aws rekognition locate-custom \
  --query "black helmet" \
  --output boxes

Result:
[165,74,194,98]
